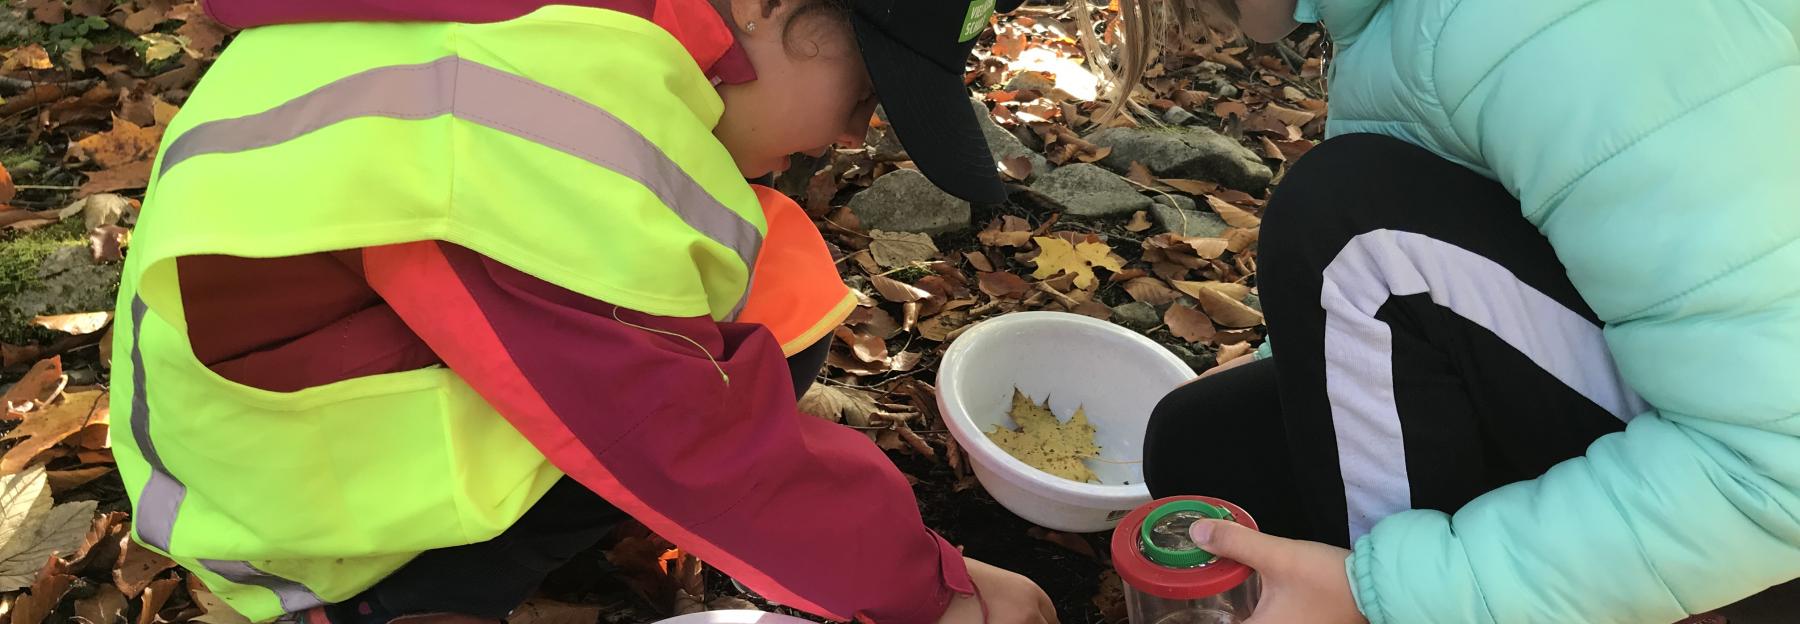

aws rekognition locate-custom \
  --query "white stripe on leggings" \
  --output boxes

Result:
[1321,229,1647,538]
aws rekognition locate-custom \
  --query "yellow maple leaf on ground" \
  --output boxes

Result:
[986,388,1101,483]
[1029,237,1126,289]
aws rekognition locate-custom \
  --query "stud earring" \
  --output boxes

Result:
[744,21,758,32]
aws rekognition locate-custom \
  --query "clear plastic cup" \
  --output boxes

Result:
[1111,497,1261,624]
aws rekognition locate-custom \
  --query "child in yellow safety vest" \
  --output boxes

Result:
[112,1,1062,623]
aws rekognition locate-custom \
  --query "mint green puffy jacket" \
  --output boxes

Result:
[1292,0,1800,621]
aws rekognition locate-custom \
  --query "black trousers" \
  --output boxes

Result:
[313,337,835,622]
[1144,134,1637,547]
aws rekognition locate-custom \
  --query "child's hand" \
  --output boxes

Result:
[1189,519,1367,624]
[938,557,1059,624]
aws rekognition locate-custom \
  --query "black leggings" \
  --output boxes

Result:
[1144,134,1632,547]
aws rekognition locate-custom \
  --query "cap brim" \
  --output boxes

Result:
[852,15,1006,204]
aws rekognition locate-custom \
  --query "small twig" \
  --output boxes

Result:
[13,184,81,191]
[1035,282,1081,309]
[0,76,97,95]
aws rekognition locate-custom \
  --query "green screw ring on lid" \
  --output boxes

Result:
[1139,500,1234,568]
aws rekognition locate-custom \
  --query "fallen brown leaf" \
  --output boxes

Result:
[187,572,252,624]
[175,11,232,59]
[10,556,74,624]
[1205,196,1261,229]
[5,44,53,71]
[136,576,182,624]
[30,312,112,336]
[1125,210,1152,232]
[869,274,931,303]
[21,0,65,24]
[917,310,969,342]
[1263,103,1319,127]
[1185,237,1230,259]
[999,155,1033,181]
[869,230,938,269]
[1125,161,1156,187]
[1072,300,1112,319]
[963,250,995,272]
[67,511,127,573]
[1224,227,1260,253]
[858,307,902,340]
[0,163,13,203]
[89,225,131,263]
[1,390,108,475]
[1194,287,1264,328]
[69,116,163,169]
[78,158,154,196]
[114,532,178,599]
[1165,304,1216,343]
[0,209,60,230]
[977,215,1034,247]
[1170,280,1250,302]
[1258,136,1286,161]
[46,466,111,496]
[977,271,1031,299]
[833,326,889,364]
[1213,101,1249,120]
[1157,178,1219,196]
[3,357,65,415]
[1122,277,1180,306]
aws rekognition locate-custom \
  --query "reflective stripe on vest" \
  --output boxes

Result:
[129,296,328,612]
[159,55,762,318]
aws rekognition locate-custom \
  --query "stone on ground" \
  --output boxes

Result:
[1087,127,1272,192]
[1031,163,1152,218]
[1151,197,1229,238]
[848,169,971,235]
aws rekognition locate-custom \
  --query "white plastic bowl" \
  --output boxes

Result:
[937,311,1196,532]
[651,611,816,624]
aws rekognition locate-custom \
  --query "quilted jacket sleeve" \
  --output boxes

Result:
[1335,1,1800,622]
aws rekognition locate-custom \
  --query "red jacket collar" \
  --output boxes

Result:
[202,0,756,85]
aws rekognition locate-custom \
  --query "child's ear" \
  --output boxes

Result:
[723,0,787,32]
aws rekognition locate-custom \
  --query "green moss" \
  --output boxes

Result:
[890,265,933,283]
[0,143,49,177]
[0,219,94,344]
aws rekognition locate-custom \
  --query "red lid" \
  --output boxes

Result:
[1110,495,1258,600]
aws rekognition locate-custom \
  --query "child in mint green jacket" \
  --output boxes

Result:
[1127,1,1800,622]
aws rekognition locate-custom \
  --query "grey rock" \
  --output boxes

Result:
[848,169,971,235]
[1161,106,1199,126]
[970,98,1049,182]
[1032,163,1153,218]
[1004,72,1055,93]
[1244,293,1262,312]
[1193,74,1239,99]
[1153,194,1197,211]
[1088,127,1272,192]
[3,244,122,338]
[1112,302,1161,332]
[1151,203,1229,238]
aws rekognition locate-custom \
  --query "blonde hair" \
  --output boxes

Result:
[1078,0,1241,123]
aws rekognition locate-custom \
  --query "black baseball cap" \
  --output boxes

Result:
[850,0,1024,204]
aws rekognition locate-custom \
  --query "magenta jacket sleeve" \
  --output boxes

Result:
[360,240,972,624]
